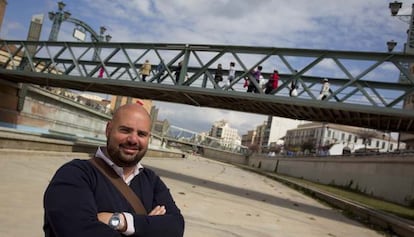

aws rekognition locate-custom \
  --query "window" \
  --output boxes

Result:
[376,141,379,147]
[354,136,358,143]
[216,128,222,137]
[348,134,352,142]
[382,142,385,149]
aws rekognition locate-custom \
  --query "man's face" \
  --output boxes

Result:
[105,106,151,167]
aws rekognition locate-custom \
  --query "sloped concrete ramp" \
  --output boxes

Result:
[0,150,384,237]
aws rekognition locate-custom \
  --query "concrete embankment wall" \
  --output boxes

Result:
[201,147,248,164]
[0,82,109,139]
[210,151,414,207]
[0,127,185,159]
[191,146,414,206]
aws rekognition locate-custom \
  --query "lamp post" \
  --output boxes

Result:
[48,1,71,41]
[388,132,392,152]
[388,1,414,54]
[388,1,414,151]
[48,2,112,44]
[94,26,112,64]
[387,40,397,52]
[318,123,328,155]
[98,26,112,78]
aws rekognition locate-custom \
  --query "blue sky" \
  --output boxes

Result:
[1,0,411,134]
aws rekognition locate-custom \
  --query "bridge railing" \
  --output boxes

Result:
[152,125,248,155]
[1,40,414,110]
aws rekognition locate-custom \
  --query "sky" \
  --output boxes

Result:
[1,0,411,135]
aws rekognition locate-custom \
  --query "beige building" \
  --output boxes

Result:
[209,120,241,149]
[242,116,305,153]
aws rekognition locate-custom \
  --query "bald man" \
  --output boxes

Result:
[43,103,185,237]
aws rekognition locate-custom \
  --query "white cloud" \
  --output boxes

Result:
[154,101,266,135]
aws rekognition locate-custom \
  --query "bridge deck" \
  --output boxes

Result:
[1,40,414,132]
[2,69,414,132]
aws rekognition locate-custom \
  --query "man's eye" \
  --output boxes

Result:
[119,128,130,133]
[138,131,148,137]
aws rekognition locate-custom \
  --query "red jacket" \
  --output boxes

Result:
[270,72,279,89]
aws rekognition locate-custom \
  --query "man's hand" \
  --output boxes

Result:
[148,205,166,216]
[97,212,112,225]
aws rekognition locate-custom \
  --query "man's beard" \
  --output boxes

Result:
[106,139,147,167]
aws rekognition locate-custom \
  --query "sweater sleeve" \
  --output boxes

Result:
[131,170,185,237]
[43,160,121,237]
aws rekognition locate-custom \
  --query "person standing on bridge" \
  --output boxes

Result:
[139,59,152,82]
[174,61,183,83]
[289,70,300,97]
[43,103,185,237]
[227,62,236,90]
[247,65,262,93]
[265,69,280,94]
[155,60,166,83]
[319,78,331,100]
[214,63,223,84]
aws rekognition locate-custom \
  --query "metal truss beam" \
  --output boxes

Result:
[1,40,414,132]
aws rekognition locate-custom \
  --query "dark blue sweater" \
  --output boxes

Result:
[43,159,185,237]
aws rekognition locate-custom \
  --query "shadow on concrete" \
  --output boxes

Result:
[146,165,361,226]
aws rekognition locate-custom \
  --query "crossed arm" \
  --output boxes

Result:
[97,205,167,232]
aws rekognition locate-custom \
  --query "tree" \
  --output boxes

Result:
[248,144,260,153]
[301,138,316,153]
[357,129,377,151]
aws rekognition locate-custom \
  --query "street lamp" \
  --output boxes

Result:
[387,40,397,52]
[389,1,402,16]
[389,2,414,151]
[388,1,414,54]
[383,132,392,152]
[57,1,65,11]
[48,1,71,41]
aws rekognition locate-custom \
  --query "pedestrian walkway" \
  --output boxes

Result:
[0,150,384,237]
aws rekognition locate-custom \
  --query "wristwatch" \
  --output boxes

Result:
[108,212,122,230]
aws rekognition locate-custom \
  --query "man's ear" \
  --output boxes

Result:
[105,121,112,138]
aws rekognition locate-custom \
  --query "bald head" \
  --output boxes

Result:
[112,103,151,123]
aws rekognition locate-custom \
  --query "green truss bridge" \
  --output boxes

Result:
[1,40,414,132]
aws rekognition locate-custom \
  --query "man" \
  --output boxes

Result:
[43,103,185,237]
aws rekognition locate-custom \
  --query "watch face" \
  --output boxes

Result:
[109,214,121,229]
[110,218,120,226]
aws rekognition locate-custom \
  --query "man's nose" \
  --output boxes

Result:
[126,134,139,144]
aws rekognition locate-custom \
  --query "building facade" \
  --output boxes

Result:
[284,122,403,154]
[242,116,304,153]
[261,116,304,149]
[209,120,241,149]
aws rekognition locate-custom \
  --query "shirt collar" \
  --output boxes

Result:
[95,147,143,184]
